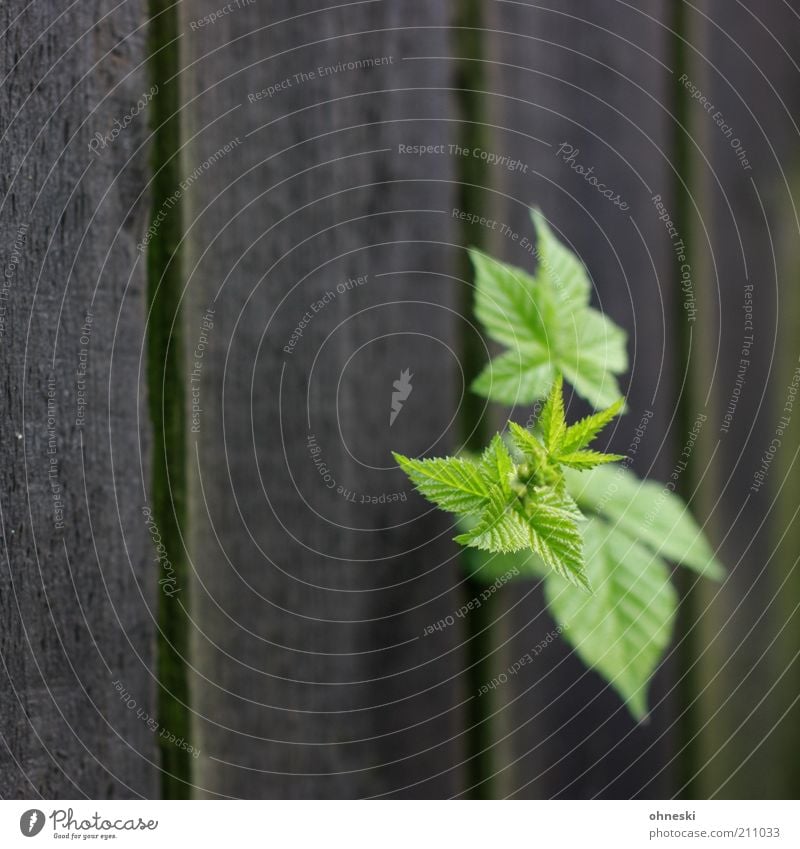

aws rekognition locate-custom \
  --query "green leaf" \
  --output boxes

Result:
[470,248,550,349]
[559,309,628,410]
[509,379,623,475]
[392,452,489,516]
[545,517,678,719]
[477,434,515,490]
[557,449,626,470]
[539,375,567,452]
[507,421,549,469]
[530,208,591,311]
[524,488,589,591]
[469,211,628,410]
[458,483,587,590]
[453,469,589,590]
[561,397,625,453]
[471,346,552,405]
[454,485,530,552]
[565,464,725,579]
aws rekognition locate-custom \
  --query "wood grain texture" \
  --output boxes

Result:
[0,2,157,796]
[685,0,800,799]
[181,0,468,798]
[481,0,680,798]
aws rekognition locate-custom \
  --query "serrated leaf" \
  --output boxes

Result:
[557,449,625,470]
[561,397,625,453]
[545,517,677,719]
[454,485,529,552]
[532,485,584,521]
[393,452,489,516]
[507,381,623,481]
[523,488,589,590]
[559,309,628,410]
[455,480,588,589]
[507,421,549,469]
[539,375,567,452]
[471,346,552,405]
[565,464,724,579]
[470,213,628,410]
[470,248,550,349]
[477,434,515,490]
[530,208,592,311]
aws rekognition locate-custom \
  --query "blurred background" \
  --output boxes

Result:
[1,0,799,799]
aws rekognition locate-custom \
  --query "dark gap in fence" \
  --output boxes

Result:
[146,0,192,798]
[453,6,498,799]
[669,0,701,799]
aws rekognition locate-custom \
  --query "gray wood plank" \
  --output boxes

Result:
[481,0,679,798]
[684,0,800,799]
[181,0,468,798]
[0,1,157,797]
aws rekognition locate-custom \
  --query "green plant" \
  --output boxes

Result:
[394,210,723,719]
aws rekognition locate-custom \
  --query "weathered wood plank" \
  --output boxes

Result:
[481,0,679,798]
[181,0,468,797]
[0,2,157,796]
[685,0,800,799]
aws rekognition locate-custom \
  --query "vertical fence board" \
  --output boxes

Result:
[686,0,800,799]
[182,1,468,798]
[0,2,157,797]
[482,0,679,797]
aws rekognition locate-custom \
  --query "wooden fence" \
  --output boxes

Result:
[1,0,798,799]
